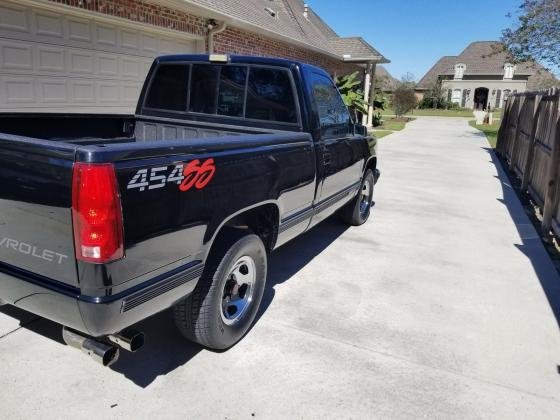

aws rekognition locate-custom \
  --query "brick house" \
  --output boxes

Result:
[416,41,558,110]
[0,0,388,124]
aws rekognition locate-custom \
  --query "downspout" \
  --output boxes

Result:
[207,20,227,53]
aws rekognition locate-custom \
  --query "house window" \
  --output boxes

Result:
[454,63,466,79]
[504,63,515,79]
[495,90,502,108]
[503,89,511,103]
[451,89,462,104]
[447,89,452,102]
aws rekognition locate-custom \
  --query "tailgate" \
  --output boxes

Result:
[0,134,78,286]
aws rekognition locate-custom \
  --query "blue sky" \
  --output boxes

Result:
[312,0,520,81]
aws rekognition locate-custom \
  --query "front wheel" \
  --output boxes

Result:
[174,232,267,350]
[340,169,375,226]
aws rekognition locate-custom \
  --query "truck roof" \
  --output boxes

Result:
[155,54,329,76]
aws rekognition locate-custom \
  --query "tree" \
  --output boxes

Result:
[420,79,445,109]
[501,0,560,69]
[334,72,368,122]
[391,74,417,117]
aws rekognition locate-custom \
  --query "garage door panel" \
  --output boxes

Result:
[35,11,64,39]
[68,17,92,43]
[71,81,95,103]
[37,46,65,72]
[39,78,68,103]
[0,3,29,33]
[0,1,197,113]
[1,42,33,70]
[3,77,35,104]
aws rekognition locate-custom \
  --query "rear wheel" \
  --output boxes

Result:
[340,169,375,226]
[174,232,267,350]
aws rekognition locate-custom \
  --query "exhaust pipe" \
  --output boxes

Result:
[62,327,119,367]
[108,329,145,353]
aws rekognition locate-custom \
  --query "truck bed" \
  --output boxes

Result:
[0,113,289,146]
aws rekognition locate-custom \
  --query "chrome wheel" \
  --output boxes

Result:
[359,179,372,217]
[221,256,256,325]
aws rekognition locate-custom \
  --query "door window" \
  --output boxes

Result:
[310,73,350,137]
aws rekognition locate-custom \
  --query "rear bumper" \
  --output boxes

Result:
[0,260,202,336]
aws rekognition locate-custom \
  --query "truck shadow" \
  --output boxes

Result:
[485,146,560,333]
[0,217,348,388]
[112,216,348,387]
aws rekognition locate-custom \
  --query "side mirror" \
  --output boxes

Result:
[351,121,367,136]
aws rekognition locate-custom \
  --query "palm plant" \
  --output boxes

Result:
[335,72,368,122]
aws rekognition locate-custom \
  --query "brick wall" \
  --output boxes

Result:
[213,27,362,77]
[48,0,207,36]
[48,0,362,76]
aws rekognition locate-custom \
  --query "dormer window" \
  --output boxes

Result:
[504,63,515,79]
[454,63,466,79]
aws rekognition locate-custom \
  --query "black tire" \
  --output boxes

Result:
[174,231,267,350]
[340,169,375,226]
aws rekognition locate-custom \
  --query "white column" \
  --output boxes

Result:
[362,63,371,126]
[366,63,377,127]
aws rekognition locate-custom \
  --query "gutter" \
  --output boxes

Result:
[342,56,391,64]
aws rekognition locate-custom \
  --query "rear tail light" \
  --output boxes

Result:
[72,162,124,263]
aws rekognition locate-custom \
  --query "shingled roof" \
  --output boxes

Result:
[328,37,386,62]
[417,56,456,90]
[417,41,557,89]
[183,0,389,63]
[376,65,399,91]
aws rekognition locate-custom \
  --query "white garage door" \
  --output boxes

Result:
[0,1,199,114]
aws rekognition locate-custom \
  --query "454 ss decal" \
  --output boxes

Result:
[127,159,216,192]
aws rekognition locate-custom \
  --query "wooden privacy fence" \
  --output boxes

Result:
[496,88,560,236]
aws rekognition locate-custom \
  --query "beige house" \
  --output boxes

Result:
[416,41,557,110]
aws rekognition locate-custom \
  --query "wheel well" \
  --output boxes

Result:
[220,204,280,252]
[365,157,377,173]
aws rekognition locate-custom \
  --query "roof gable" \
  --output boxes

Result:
[184,0,388,63]
[417,41,557,89]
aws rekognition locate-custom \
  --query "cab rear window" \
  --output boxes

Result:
[144,64,190,111]
[144,63,297,124]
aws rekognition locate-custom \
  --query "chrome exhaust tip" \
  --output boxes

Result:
[62,327,120,367]
[108,329,145,353]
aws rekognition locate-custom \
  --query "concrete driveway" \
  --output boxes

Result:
[2,117,560,419]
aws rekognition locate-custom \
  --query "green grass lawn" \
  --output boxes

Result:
[469,120,501,148]
[370,130,393,139]
[382,108,502,119]
[376,117,412,131]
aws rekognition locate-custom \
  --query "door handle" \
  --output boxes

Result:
[323,152,332,165]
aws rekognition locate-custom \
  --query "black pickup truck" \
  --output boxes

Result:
[0,54,379,365]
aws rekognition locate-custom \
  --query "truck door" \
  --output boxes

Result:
[307,70,363,210]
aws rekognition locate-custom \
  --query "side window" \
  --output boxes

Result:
[311,73,350,131]
[145,64,190,111]
[246,68,297,123]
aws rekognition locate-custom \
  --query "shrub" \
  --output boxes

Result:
[371,111,383,127]
[392,83,417,117]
